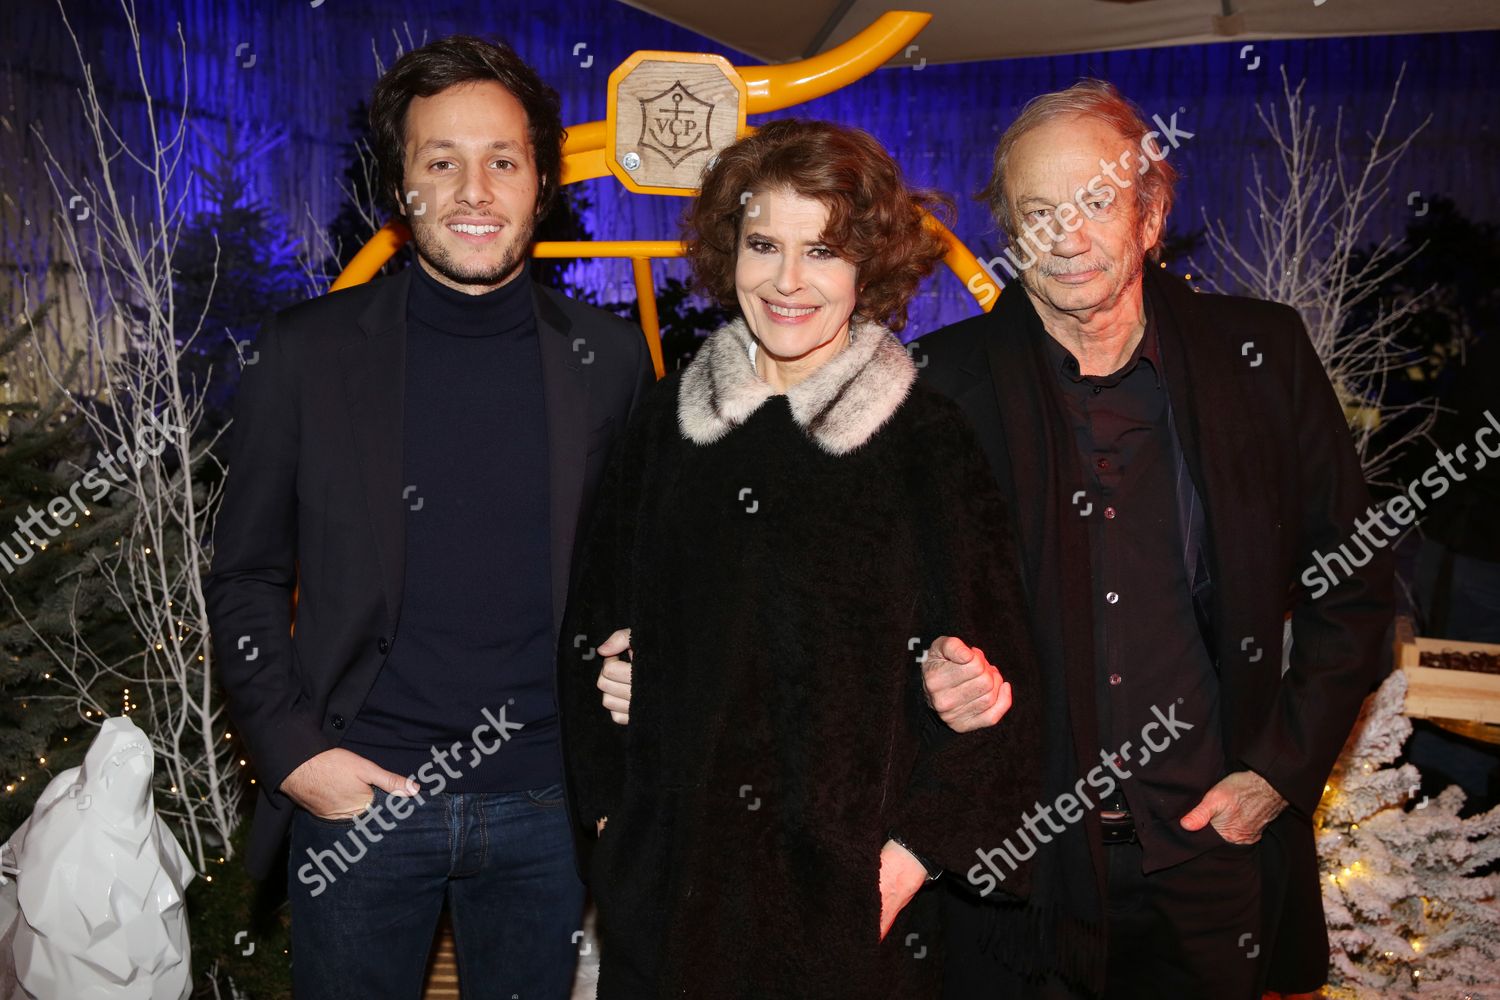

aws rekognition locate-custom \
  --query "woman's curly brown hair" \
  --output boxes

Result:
[682,119,951,333]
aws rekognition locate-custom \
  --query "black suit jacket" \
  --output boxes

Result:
[913,270,1393,991]
[205,267,655,879]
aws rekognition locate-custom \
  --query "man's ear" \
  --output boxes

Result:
[1140,200,1165,254]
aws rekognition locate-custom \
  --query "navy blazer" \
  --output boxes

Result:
[205,267,654,879]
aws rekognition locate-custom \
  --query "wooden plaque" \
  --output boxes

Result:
[605,52,748,196]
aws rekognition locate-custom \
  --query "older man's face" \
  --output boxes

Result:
[1004,115,1162,318]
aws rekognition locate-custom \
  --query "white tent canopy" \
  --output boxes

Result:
[617,0,1499,65]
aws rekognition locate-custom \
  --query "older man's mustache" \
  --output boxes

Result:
[1037,257,1115,276]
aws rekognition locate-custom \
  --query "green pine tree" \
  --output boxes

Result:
[173,119,305,437]
[0,296,136,839]
[308,101,389,286]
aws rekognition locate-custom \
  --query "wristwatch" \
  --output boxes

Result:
[889,833,942,881]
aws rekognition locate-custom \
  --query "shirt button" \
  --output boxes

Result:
[1097,458,1110,470]
[1109,673,1123,686]
[330,713,345,730]
[377,637,390,654]
[1092,385,1103,395]
[1106,591,1120,604]
[1104,506,1117,519]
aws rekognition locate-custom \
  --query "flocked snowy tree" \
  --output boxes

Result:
[1317,670,1500,997]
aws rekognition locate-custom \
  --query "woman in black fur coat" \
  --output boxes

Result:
[559,119,1041,999]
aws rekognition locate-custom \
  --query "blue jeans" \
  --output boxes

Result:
[287,783,585,999]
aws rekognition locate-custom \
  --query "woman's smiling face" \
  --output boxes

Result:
[734,187,859,365]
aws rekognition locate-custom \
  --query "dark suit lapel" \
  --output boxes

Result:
[534,285,588,641]
[1148,272,1278,667]
[344,269,412,625]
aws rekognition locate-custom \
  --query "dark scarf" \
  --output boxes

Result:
[967,280,1109,992]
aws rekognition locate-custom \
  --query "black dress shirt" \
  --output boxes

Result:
[1044,299,1231,871]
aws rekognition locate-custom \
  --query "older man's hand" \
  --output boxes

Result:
[1179,770,1288,844]
[921,636,1013,733]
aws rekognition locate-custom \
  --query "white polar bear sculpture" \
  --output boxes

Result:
[0,716,196,1000]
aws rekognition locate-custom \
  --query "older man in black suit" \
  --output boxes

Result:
[913,80,1393,999]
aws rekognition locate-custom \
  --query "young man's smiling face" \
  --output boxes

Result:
[399,80,540,293]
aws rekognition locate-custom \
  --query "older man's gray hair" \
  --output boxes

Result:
[979,79,1179,260]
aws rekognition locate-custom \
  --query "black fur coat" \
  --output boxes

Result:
[559,318,1042,998]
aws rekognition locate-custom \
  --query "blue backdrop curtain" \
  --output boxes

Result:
[2,0,1496,333]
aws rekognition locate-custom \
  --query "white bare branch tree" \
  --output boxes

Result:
[296,135,382,297]
[1,0,241,871]
[1195,66,1436,487]
[297,22,427,295]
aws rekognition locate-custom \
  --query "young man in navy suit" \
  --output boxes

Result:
[207,35,653,999]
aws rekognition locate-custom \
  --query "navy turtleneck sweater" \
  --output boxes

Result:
[341,260,558,793]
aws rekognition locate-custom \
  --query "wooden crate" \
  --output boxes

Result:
[1396,616,1500,725]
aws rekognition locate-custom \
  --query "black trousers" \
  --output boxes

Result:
[941,839,1264,999]
[1102,838,1264,1000]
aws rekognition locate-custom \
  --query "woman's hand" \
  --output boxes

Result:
[878,839,930,940]
[596,816,608,836]
[596,628,633,724]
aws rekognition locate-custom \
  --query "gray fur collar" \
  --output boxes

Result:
[677,316,916,455]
